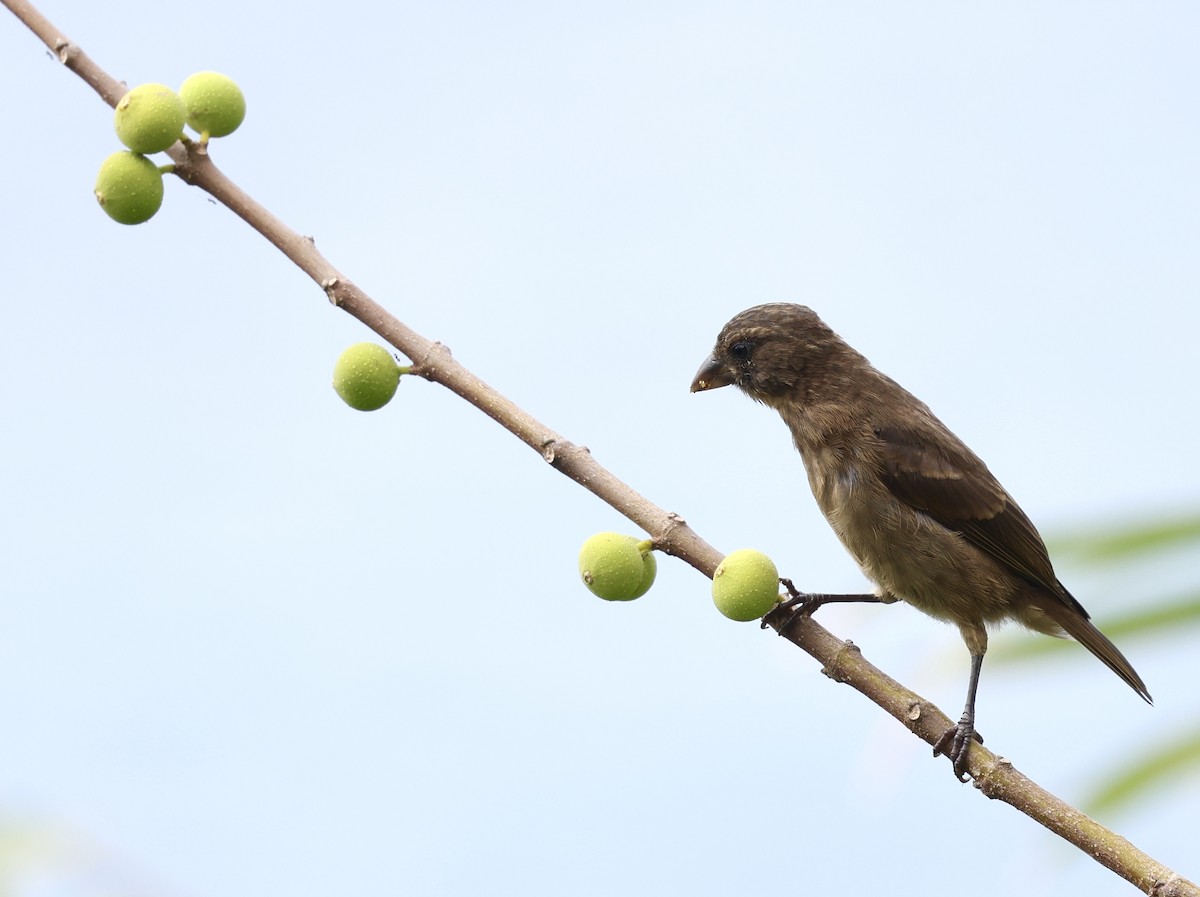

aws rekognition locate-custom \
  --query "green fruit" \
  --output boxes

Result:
[332,343,402,411]
[94,151,165,225]
[578,532,657,602]
[114,83,185,154]
[712,549,780,621]
[180,71,246,138]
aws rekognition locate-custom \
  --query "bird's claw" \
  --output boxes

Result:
[933,718,984,781]
[761,579,819,633]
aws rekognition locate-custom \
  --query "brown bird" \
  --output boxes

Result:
[691,303,1150,780]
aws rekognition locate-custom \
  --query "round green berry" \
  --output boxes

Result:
[114,83,185,154]
[94,151,165,225]
[712,549,780,621]
[578,532,657,602]
[179,72,246,138]
[332,343,402,411]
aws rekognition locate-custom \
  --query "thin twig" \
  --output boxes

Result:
[2,1,1194,893]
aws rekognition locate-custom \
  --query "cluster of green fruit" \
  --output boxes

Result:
[332,343,410,411]
[577,533,781,621]
[94,72,246,225]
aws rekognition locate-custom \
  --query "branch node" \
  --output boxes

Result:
[1150,875,1192,897]
[652,513,688,556]
[412,341,452,378]
[662,511,686,536]
[542,438,592,467]
[322,277,341,306]
[967,753,1007,798]
[821,639,861,683]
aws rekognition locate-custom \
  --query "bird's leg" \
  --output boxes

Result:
[762,579,888,633]
[933,651,986,781]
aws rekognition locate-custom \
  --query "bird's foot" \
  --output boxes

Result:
[933,717,984,782]
[761,580,821,634]
[762,585,886,633]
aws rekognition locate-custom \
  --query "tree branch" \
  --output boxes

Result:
[3,1,1194,893]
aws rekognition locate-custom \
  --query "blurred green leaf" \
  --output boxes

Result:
[1089,592,1200,640]
[1085,728,1200,815]
[991,590,1200,664]
[1047,512,1200,565]
[1023,507,1200,814]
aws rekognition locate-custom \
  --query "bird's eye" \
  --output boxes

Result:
[729,340,753,362]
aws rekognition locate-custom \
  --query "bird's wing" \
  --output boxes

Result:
[872,423,1063,596]
[873,425,1149,699]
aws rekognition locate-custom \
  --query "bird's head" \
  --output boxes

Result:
[690,303,848,405]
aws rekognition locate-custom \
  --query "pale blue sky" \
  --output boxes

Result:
[2,2,1197,895]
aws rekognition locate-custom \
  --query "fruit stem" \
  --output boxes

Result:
[636,539,655,555]
[397,365,413,376]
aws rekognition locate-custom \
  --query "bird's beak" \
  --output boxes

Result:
[690,354,735,393]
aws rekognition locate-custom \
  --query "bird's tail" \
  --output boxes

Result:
[1040,598,1152,704]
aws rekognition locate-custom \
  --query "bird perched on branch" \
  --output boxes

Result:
[691,303,1150,780]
